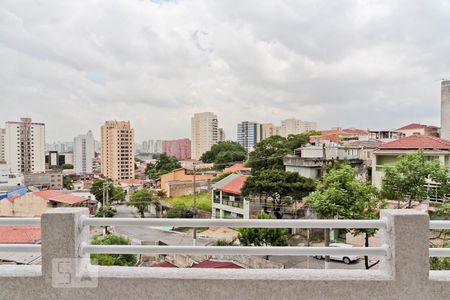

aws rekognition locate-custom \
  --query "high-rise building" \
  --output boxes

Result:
[101,121,135,181]
[218,128,226,142]
[237,121,262,152]
[0,128,5,162]
[162,139,191,160]
[280,118,317,137]
[441,80,450,140]
[191,112,218,160]
[73,130,95,174]
[4,118,45,174]
[261,123,280,139]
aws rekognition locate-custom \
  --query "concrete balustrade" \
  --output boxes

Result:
[0,208,450,299]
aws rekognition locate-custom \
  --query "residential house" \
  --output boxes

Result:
[212,174,250,219]
[0,190,89,217]
[0,226,41,265]
[372,135,450,189]
[396,123,440,137]
[223,163,252,175]
[283,144,364,180]
[159,168,214,197]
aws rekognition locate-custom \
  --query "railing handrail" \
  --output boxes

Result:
[81,216,387,229]
[0,218,41,226]
[429,221,450,230]
[80,243,389,257]
[0,244,41,253]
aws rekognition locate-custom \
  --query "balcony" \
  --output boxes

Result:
[0,208,450,299]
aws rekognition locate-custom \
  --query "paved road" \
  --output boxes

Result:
[110,205,375,270]
[112,205,213,246]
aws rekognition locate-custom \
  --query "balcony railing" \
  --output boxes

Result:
[1,209,450,299]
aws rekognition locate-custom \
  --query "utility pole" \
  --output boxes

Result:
[192,162,197,246]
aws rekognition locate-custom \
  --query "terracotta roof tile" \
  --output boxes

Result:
[396,123,428,130]
[224,163,251,172]
[378,135,450,150]
[192,260,243,269]
[33,190,87,205]
[0,226,41,244]
[219,175,247,195]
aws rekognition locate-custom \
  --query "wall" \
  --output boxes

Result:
[160,169,214,194]
[1,209,450,300]
[0,193,48,216]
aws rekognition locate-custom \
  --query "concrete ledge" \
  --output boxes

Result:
[0,265,41,277]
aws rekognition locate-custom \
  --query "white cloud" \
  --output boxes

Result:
[0,0,449,142]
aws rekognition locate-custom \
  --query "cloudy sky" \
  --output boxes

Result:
[1,0,449,142]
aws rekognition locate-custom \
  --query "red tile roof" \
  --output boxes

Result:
[378,135,450,150]
[396,123,428,130]
[33,190,87,205]
[119,179,146,185]
[192,260,243,269]
[224,163,251,172]
[310,134,342,142]
[0,226,41,244]
[150,261,178,268]
[320,128,369,136]
[219,175,247,195]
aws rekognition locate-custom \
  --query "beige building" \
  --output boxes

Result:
[261,123,280,139]
[280,118,317,137]
[4,118,45,174]
[191,112,218,160]
[101,120,135,181]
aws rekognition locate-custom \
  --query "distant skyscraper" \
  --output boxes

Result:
[101,120,135,181]
[5,118,45,173]
[237,121,262,152]
[0,128,5,162]
[280,118,317,137]
[162,139,191,160]
[73,130,95,174]
[441,80,450,140]
[218,128,226,142]
[261,123,280,140]
[191,112,218,160]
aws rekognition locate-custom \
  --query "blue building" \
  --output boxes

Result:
[237,121,262,152]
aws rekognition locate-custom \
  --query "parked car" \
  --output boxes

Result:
[314,243,359,264]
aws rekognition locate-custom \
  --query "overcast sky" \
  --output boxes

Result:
[1,0,449,142]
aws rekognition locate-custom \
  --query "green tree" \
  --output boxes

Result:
[285,134,310,151]
[242,169,315,219]
[248,136,291,172]
[382,150,450,207]
[430,241,450,270]
[145,153,181,179]
[238,213,288,259]
[128,189,153,218]
[90,179,125,206]
[63,176,75,190]
[62,164,73,169]
[213,238,237,246]
[166,204,193,218]
[91,234,137,266]
[307,163,385,268]
[200,141,247,169]
[94,206,117,218]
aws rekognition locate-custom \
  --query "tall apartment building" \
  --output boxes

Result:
[441,80,450,140]
[218,128,226,142]
[0,128,5,162]
[261,123,280,139]
[101,121,135,181]
[191,112,218,160]
[237,121,262,152]
[73,130,95,174]
[280,118,317,137]
[4,118,45,174]
[162,139,191,160]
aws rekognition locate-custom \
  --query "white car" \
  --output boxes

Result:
[314,243,359,264]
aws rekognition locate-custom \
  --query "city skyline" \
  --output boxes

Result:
[1,1,448,142]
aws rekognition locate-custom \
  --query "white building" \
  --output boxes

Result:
[5,118,45,174]
[0,163,24,188]
[441,80,450,140]
[261,123,280,139]
[280,118,317,137]
[191,112,218,160]
[0,128,5,162]
[73,130,95,174]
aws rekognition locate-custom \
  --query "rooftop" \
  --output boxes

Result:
[377,135,450,150]
[219,175,248,195]
[0,226,40,244]
[33,190,87,205]
[396,123,436,130]
[223,163,251,173]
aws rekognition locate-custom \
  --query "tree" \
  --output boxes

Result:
[145,153,181,179]
[94,206,117,218]
[382,150,450,207]
[63,176,75,190]
[153,190,167,217]
[90,179,125,206]
[307,163,385,269]
[200,141,246,169]
[212,171,236,183]
[128,189,153,218]
[62,164,74,169]
[285,134,309,151]
[242,169,315,219]
[166,204,193,218]
[238,213,288,259]
[91,234,137,266]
